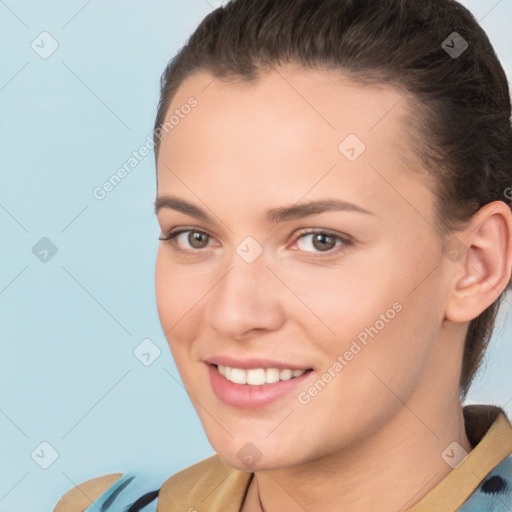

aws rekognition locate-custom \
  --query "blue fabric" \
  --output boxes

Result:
[86,454,512,511]
[458,454,512,511]
[83,472,161,512]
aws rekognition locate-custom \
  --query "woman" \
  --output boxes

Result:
[54,0,512,510]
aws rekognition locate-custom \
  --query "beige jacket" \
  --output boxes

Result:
[54,404,512,511]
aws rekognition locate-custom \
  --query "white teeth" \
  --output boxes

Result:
[217,365,307,385]
[230,367,247,385]
[280,369,293,381]
[247,368,266,385]
[265,368,281,383]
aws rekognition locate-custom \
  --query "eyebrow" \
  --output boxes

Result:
[154,195,373,224]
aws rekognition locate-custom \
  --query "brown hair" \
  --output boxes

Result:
[153,0,512,401]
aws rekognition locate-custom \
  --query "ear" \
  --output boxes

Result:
[444,201,512,323]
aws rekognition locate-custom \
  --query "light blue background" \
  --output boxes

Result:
[1,1,511,510]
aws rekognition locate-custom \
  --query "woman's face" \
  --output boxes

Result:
[154,66,459,471]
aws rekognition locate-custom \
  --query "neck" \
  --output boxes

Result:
[243,397,472,512]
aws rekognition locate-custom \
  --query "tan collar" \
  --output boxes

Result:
[408,404,512,511]
[157,453,252,511]
[157,404,512,511]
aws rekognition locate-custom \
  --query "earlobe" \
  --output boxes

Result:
[445,201,512,323]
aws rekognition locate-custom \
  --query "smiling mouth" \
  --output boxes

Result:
[212,363,314,386]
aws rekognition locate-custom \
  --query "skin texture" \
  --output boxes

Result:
[154,65,512,512]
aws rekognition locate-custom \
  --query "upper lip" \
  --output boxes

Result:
[206,355,312,371]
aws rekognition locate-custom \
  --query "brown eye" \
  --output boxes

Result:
[312,233,336,251]
[292,229,355,257]
[296,231,342,253]
[188,231,209,249]
[158,229,213,252]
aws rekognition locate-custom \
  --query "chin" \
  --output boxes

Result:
[216,443,301,473]
[220,454,279,472]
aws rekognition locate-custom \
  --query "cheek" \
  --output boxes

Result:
[292,255,436,397]
[280,257,395,339]
[154,250,172,328]
[322,292,438,422]
[154,249,206,355]
[154,250,193,338]
[155,250,193,319]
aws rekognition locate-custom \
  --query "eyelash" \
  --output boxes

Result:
[158,228,353,258]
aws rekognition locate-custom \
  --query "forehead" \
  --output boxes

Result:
[163,66,413,145]
[156,66,432,223]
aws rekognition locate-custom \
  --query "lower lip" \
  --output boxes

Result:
[207,364,313,409]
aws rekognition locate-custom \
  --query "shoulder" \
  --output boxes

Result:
[52,455,251,512]
[458,454,512,511]
[157,454,252,510]
[53,471,162,512]
[53,473,124,512]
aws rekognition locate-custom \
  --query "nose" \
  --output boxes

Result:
[204,258,286,341]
